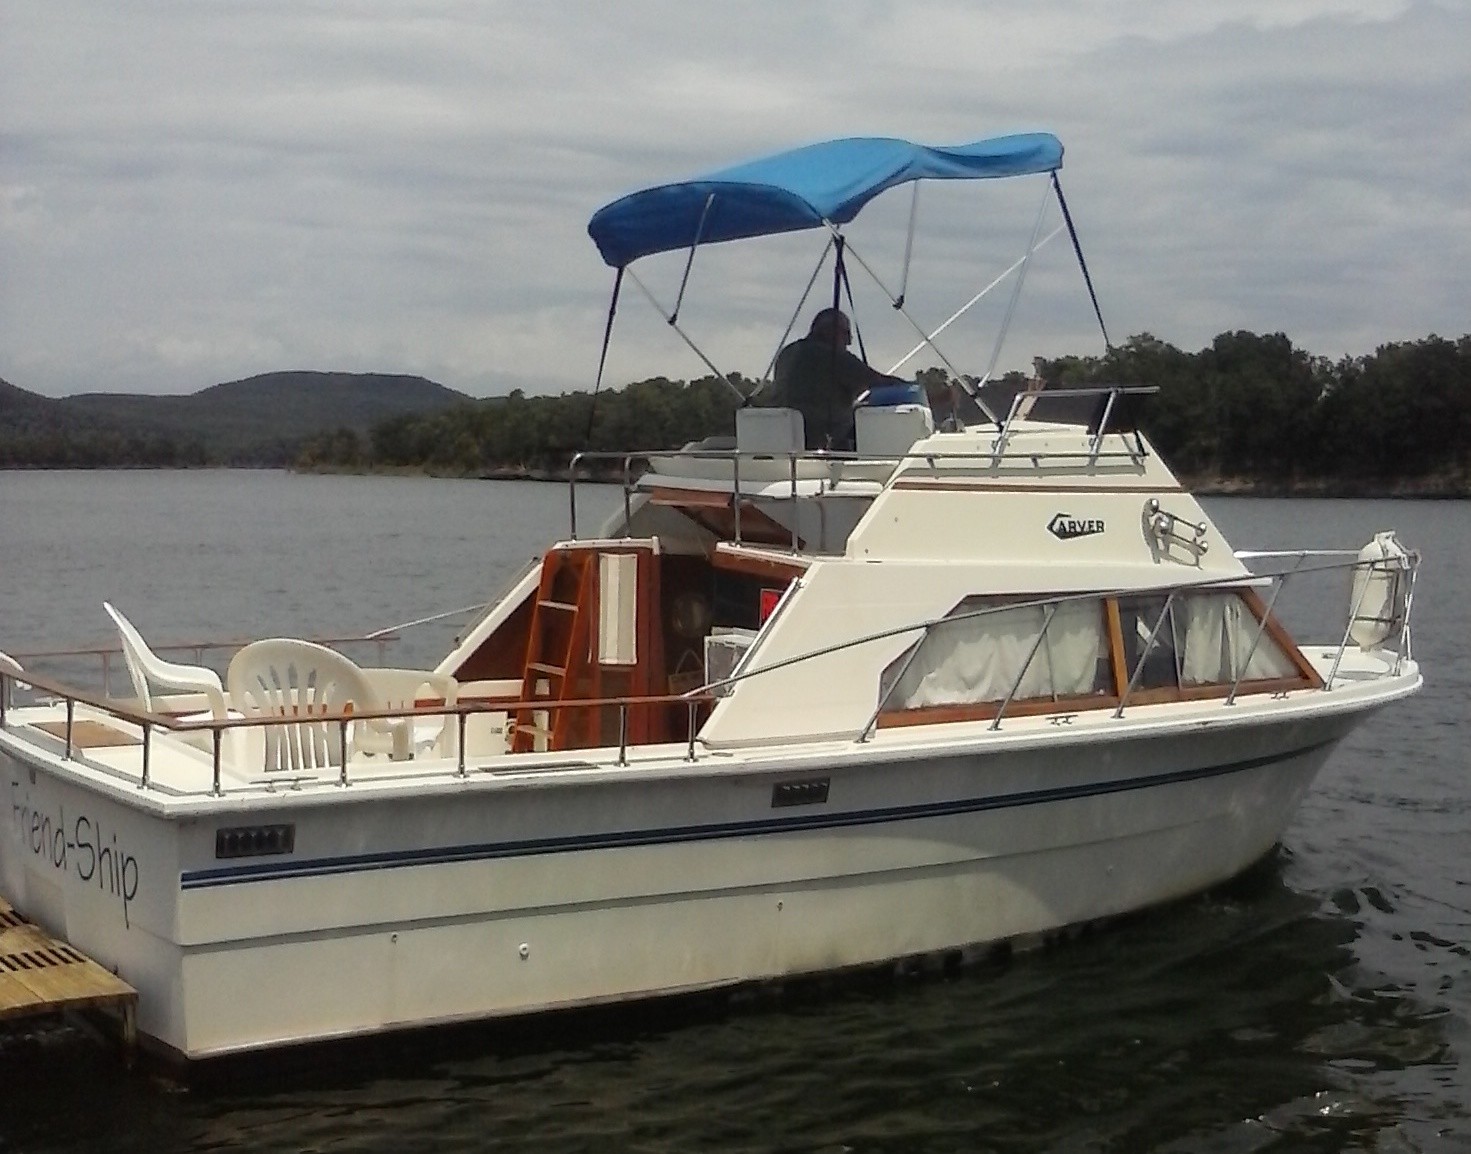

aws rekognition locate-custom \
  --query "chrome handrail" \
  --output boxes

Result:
[564,439,1155,546]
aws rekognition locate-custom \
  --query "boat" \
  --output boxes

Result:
[0,133,1422,1060]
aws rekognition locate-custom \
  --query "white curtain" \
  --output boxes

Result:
[1176,592,1296,685]
[888,598,1107,710]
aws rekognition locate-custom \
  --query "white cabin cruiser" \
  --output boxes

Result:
[0,134,1421,1059]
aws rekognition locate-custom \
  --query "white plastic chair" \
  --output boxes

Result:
[226,638,377,773]
[358,667,459,760]
[103,601,228,720]
[0,650,25,711]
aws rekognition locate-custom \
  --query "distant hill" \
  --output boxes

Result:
[0,371,471,467]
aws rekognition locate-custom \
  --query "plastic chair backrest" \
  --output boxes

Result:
[102,601,226,717]
[226,638,376,772]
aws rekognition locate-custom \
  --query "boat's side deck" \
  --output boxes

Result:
[0,646,1419,816]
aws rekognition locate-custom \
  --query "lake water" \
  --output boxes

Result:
[0,471,1467,1152]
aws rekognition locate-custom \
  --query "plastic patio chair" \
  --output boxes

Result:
[103,601,229,721]
[226,639,455,771]
[356,667,459,760]
[226,638,378,773]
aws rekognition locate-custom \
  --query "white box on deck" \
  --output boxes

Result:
[736,407,805,454]
[855,403,934,458]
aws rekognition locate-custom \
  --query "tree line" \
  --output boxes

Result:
[294,331,1471,492]
[5,331,1467,490]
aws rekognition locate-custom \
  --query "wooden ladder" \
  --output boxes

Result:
[511,547,596,753]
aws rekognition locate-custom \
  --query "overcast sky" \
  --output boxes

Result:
[4,1,1468,399]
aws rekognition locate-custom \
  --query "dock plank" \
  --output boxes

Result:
[0,895,137,1044]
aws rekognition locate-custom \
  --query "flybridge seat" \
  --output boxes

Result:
[734,403,935,461]
[736,407,805,455]
[855,402,934,458]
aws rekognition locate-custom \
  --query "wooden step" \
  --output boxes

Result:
[527,661,566,676]
[538,599,578,612]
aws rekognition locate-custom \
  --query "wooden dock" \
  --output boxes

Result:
[0,894,136,1049]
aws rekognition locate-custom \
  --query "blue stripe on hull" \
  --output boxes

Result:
[179,740,1333,890]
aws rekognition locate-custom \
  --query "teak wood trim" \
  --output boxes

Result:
[1239,587,1324,688]
[878,691,1119,729]
[1104,598,1130,698]
[645,486,732,509]
[711,546,809,582]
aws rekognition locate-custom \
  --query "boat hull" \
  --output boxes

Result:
[0,706,1353,1059]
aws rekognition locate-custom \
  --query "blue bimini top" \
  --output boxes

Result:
[587,132,1063,269]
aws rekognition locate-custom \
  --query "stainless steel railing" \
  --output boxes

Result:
[0,544,1419,799]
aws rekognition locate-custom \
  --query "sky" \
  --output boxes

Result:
[3,1,1468,399]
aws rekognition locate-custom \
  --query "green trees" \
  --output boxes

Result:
[297,374,747,478]
[1034,330,1471,490]
[296,331,1471,490]
[5,333,1468,490]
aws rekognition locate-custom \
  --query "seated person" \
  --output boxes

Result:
[771,308,908,450]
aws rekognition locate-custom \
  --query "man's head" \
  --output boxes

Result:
[809,307,852,346]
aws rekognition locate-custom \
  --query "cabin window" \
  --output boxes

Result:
[878,587,1314,728]
[1116,595,1180,691]
[881,596,1111,711]
[1117,591,1300,693]
[1173,591,1298,685]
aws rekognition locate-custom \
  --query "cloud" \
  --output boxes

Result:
[2,0,1467,397]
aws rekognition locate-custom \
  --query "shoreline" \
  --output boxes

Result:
[6,463,1468,498]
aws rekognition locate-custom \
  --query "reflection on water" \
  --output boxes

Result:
[0,476,1466,1151]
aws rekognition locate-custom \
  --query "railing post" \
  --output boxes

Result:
[1228,557,1302,705]
[338,718,351,786]
[685,700,698,761]
[64,698,75,761]
[1088,388,1119,463]
[789,454,799,552]
[622,456,634,538]
[211,728,223,796]
[1327,557,1379,691]
[139,722,152,790]
[990,604,1057,731]
[568,452,582,539]
[456,711,468,777]
[858,621,932,742]
[1396,562,1420,675]
[733,454,743,544]
[617,703,629,767]
[1114,592,1175,718]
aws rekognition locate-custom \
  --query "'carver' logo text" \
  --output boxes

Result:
[1048,513,1105,541]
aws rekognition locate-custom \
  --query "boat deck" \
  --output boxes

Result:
[0,893,137,1049]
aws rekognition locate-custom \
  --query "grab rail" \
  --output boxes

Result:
[0,663,716,797]
[8,632,401,698]
[567,433,1154,548]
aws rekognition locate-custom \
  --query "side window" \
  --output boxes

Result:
[1173,591,1298,686]
[1117,594,1179,691]
[881,596,1110,713]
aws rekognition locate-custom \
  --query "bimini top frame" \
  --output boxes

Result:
[582,132,1108,426]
